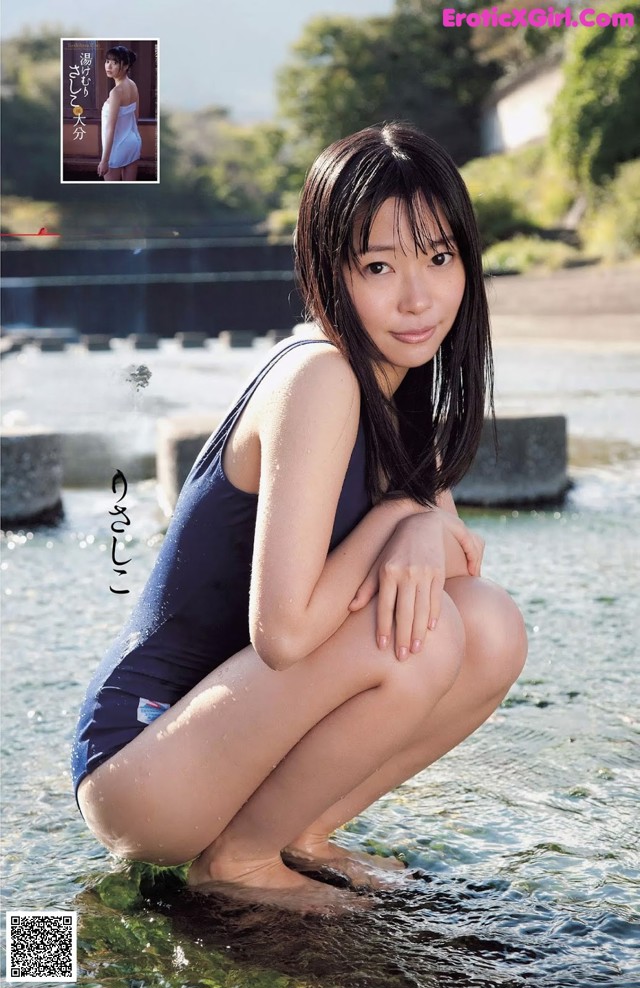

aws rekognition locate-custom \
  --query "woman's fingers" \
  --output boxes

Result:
[367,512,484,659]
[377,566,445,661]
[393,580,417,661]
[348,570,378,611]
[410,581,431,656]
[428,571,444,632]
[475,533,485,575]
[450,517,482,577]
[375,571,398,651]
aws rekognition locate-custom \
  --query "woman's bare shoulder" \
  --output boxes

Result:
[261,337,358,393]
[109,80,138,107]
[254,340,360,432]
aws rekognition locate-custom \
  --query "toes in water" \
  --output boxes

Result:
[282,842,408,890]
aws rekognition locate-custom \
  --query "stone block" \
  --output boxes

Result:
[175,332,208,348]
[33,337,67,351]
[454,415,569,506]
[1,428,64,526]
[128,333,159,349]
[218,330,256,348]
[156,415,223,515]
[80,334,112,351]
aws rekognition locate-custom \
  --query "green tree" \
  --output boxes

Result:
[172,112,300,217]
[206,122,300,215]
[1,30,62,198]
[549,0,640,187]
[276,8,499,167]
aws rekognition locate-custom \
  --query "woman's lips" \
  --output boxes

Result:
[391,326,437,344]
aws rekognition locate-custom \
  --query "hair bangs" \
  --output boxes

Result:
[345,158,456,268]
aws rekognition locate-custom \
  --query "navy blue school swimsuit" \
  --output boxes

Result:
[70,338,372,799]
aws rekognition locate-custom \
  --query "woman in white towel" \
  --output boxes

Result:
[98,46,142,182]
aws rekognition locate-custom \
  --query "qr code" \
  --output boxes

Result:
[6,912,77,982]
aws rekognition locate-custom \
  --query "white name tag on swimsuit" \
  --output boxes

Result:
[137,698,171,725]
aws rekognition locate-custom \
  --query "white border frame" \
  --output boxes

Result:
[59,36,160,185]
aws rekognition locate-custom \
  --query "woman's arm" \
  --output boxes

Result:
[98,92,121,176]
[249,350,428,670]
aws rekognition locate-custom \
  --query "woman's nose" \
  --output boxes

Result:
[399,270,433,314]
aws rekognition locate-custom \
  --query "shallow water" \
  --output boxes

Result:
[1,464,638,987]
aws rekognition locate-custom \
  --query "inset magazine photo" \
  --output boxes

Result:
[61,38,158,182]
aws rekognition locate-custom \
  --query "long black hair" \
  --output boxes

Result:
[294,122,494,506]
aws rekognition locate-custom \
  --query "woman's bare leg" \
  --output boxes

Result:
[286,576,528,879]
[186,593,466,890]
[78,591,465,894]
[122,161,139,181]
[103,167,122,181]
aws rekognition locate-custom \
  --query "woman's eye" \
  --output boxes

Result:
[432,252,454,267]
[365,262,388,275]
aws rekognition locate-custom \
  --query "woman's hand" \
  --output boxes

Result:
[436,507,485,578]
[348,509,484,661]
[97,159,109,177]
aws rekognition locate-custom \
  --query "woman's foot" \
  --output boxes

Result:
[282,838,407,889]
[187,849,367,914]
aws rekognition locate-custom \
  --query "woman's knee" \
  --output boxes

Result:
[446,576,528,696]
[375,593,465,713]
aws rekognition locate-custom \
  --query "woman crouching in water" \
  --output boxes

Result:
[72,122,528,911]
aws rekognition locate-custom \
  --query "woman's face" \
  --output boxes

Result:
[343,196,466,396]
[105,57,125,80]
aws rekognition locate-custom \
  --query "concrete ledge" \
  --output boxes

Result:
[128,333,159,349]
[218,330,256,348]
[80,334,112,351]
[16,328,79,346]
[0,338,24,359]
[157,415,223,515]
[33,337,68,352]
[175,331,208,348]
[454,415,569,506]
[1,428,64,527]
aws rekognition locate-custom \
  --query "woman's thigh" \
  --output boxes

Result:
[78,591,464,863]
[103,167,122,181]
[122,161,138,181]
